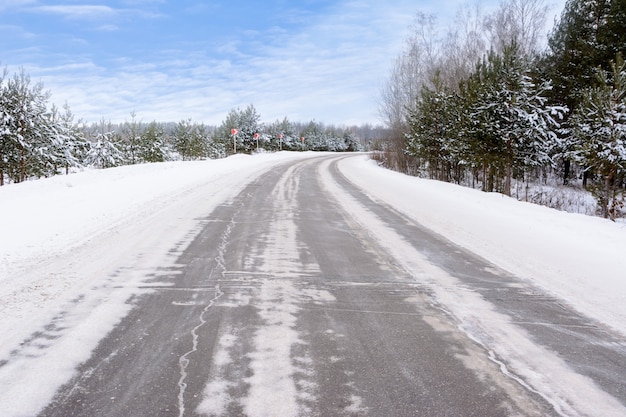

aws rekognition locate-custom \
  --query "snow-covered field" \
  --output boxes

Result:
[1,152,625,416]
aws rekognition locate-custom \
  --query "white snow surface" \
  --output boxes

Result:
[1,152,626,416]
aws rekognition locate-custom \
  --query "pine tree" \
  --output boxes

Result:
[0,69,55,183]
[265,117,297,151]
[188,123,210,159]
[461,44,564,194]
[85,120,126,169]
[342,131,361,152]
[140,121,170,163]
[542,0,626,185]
[0,67,11,185]
[48,103,86,175]
[605,0,626,61]
[406,72,460,181]
[300,120,326,151]
[173,119,197,161]
[214,105,262,154]
[571,55,626,219]
[121,111,143,164]
[545,0,625,115]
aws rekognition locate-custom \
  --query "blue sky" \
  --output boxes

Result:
[1,0,566,126]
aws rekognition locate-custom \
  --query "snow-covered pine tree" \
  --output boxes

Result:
[571,55,626,219]
[546,0,611,111]
[213,105,262,154]
[542,0,626,185]
[172,119,192,160]
[300,120,327,151]
[466,43,564,195]
[406,72,461,181]
[48,103,87,175]
[140,121,171,162]
[265,117,298,151]
[342,131,360,152]
[0,67,90,183]
[0,66,10,185]
[0,69,58,182]
[236,105,262,154]
[84,120,126,169]
[121,111,143,165]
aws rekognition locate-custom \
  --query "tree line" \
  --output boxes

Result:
[0,70,382,186]
[376,0,626,219]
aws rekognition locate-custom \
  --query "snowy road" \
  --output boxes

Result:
[2,153,626,416]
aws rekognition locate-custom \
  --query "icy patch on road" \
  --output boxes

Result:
[197,275,335,417]
[198,159,339,417]
[242,162,333,417]
[177,285,223,417]
[196,330,237,416]
[244,278,305,417]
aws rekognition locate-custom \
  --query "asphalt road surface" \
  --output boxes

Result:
[37,155,626,417]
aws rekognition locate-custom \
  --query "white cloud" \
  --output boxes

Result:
[30,5,118,19]
[96,24,120,31]
[0,0,35,11]
[121,0,165,4]
[25,3,164,20]
[0,24,36,40]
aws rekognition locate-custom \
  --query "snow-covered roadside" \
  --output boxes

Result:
[0,152,317,417]
[0,152,317,283]
[337,155,626,337]
[321,157,626,417]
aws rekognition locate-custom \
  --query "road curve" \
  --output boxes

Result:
[36,154,626,417]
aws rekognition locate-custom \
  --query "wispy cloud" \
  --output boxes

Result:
[24,3,164,21]
[0,0,36,11]
[0,24,36,39]
[29,5,118,19]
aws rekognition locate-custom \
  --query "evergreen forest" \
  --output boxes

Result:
[376,0,626,219]
[0,76,376,188]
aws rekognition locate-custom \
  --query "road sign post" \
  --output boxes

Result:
[231,128,238,154]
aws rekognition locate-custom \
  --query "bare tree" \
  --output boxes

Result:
[439,2,489,89]
[485,0,549,56]
[378,13,439,130]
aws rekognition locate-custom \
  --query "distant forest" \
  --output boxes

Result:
[0,71,386,187]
